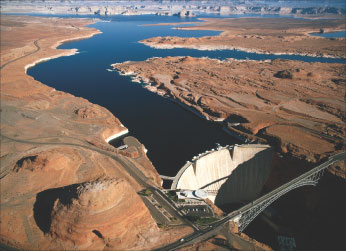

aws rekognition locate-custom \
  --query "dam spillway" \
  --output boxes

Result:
[171,144,273,206]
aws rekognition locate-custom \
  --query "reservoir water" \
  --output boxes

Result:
[26,14,346,249]
[27,15,346,178]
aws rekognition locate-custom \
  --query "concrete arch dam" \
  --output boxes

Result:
[171,144,273,206]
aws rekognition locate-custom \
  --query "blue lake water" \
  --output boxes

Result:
[27,15,345,179]
[28,16,237,178]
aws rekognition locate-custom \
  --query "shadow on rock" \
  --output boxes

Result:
[33,183,80,233]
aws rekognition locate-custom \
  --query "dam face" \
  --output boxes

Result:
[171,144,273,206]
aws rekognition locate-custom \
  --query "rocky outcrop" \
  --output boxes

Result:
[274,70,293,79]
[75,105,106,119]
[49,178,158,249]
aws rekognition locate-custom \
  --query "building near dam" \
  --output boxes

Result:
[171,144,273,206]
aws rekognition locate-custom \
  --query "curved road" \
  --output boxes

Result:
[0,40,40,70]
[1,134,151,186]
[1,22,82,70]
[1,134,196,228]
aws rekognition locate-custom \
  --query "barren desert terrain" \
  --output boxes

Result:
[141,17,346,58]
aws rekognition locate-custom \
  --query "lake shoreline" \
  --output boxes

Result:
[140,17,346,59]
[140,39,346,60]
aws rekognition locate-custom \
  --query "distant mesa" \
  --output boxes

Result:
[1,2,345,17]
[175,10,195,18]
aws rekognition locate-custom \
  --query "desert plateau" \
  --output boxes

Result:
[141,17,346,58]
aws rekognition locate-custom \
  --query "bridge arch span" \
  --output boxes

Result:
[235,173,323,232]
[226,152,346,232]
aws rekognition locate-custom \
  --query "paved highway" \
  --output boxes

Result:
[0,22,82,71]
[0,40,40,70]
[141,196,170,224]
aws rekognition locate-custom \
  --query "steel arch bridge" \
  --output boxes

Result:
[223,152,345,232]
